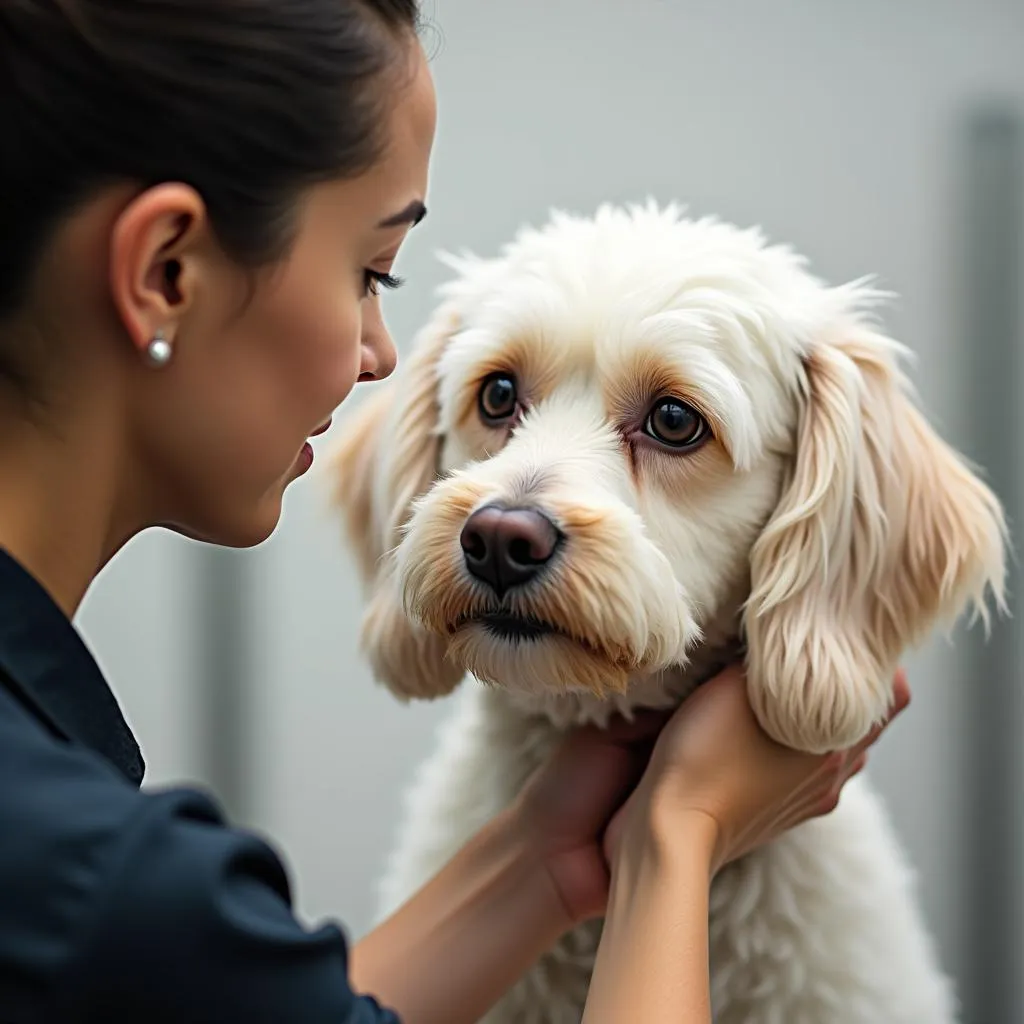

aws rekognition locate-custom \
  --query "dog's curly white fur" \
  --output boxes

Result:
[329,202,1007,1023]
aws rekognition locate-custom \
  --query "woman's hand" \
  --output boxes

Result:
[582,665,911,1023]
[509,711,668,925]
[604,663,911,876]
[510,662,909,929]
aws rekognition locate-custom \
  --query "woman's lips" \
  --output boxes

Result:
[293,418,332,477]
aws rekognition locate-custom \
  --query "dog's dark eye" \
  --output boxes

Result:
[644,398,708,448]
[478,373,518,423]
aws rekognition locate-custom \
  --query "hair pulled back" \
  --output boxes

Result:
[0,0,421,343]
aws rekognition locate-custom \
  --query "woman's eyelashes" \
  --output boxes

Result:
[363,269,405,298]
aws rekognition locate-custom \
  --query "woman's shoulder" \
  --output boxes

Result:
[0,682,395,1024]
[0,678,234,940]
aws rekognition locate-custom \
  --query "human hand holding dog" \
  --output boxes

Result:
[583,663,910,1023]
[513,662,909,931]
[602,663,911,877]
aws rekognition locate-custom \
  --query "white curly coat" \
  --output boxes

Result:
[328,203,1007,1023]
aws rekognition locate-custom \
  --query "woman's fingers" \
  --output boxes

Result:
[843,669,912,762]
[806,670,911,816]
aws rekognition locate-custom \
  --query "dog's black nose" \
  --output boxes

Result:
[460,505,562,595]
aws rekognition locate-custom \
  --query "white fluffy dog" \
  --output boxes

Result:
[328,202,1007,1023]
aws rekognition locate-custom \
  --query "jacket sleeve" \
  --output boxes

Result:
[48,784,404,1024]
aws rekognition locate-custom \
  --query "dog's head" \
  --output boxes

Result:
[329,203,1006,752]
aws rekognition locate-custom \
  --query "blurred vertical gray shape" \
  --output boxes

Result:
[195,545,254,825]
[959,104,1023,1024]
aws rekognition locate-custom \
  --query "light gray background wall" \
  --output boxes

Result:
[75,2,1023,1021]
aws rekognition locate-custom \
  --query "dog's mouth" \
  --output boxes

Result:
[472,612,560,643]
[453,610,615,660]
[455,611,562,643]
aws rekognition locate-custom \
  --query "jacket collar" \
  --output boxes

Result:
[0,548,144,786]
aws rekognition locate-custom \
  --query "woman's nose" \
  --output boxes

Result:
[358,329,398,383]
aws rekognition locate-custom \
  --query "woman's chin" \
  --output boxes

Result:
[156,498,284,550]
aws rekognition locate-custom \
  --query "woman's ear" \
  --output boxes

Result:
[744,321,1007,753]
[109,183,209,357]
[327,303,466,701]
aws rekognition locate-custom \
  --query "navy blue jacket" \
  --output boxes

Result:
[0,548,400,1023]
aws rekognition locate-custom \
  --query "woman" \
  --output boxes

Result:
[0,2,909,1022]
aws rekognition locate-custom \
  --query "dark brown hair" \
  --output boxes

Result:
[0,0,420,383]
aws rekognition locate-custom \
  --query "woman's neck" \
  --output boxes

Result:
[0,399,135,619]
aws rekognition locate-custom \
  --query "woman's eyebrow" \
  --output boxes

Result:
[378,200,427,228]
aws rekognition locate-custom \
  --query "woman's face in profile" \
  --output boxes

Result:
[131,41,437,549]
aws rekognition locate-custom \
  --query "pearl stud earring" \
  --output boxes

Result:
[145,330,173,368]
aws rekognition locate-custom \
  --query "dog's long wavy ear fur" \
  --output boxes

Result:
[328,304,465,701]
[745,318,1008,754]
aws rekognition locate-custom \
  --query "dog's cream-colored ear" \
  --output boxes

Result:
[745,323,1007,753]
[328,384,395,580]
[327,304,465,701]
